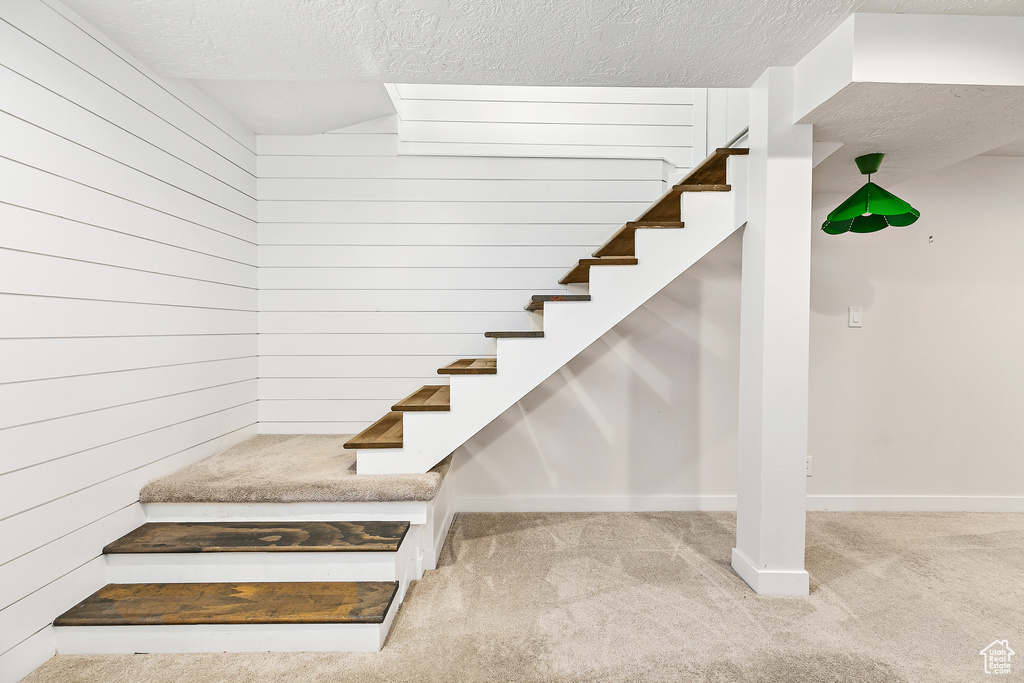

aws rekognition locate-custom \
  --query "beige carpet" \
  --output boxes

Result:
[26,512,1024,682]
[139,435,450,503]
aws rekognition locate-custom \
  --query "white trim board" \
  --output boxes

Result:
[54,619,394,654]
[456,495,1024,513]
[105,545,412,584]
[731,548,810,596]
[143,500,431,524]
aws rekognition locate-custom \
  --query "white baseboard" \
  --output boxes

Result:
[456,494,737,512]
[0,627,54,683]
[731,548,809,596]
[54,621,391,654]
[456,494,1024,513]
[805,495,1024,512]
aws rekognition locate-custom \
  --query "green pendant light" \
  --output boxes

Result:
[822,153,920,235]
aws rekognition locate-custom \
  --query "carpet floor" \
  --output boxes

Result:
[139,435,450,503]
[26,511,1023,682]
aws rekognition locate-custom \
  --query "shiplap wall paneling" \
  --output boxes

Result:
[386,84,706,180]
[0,1,258,678]
[257,132,667,434]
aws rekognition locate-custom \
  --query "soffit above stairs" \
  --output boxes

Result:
[59,0,1024,86]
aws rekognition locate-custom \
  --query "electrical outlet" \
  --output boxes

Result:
[806,455,813,477]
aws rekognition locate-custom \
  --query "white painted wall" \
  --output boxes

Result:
[806,155,1024,509]
[0,1,258,679]
[257,123,672,434]
[454,232,743,511]
[386,84,705,182]
[455,155,1024,512]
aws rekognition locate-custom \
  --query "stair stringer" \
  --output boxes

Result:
[357,156,748,474]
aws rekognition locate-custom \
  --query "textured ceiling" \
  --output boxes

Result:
[61,0,1024,86]
[806,83,1024,192]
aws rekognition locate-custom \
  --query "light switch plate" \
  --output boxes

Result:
[848,306,863,328]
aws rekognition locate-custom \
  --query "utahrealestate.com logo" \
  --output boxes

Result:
[980,640,1015,675]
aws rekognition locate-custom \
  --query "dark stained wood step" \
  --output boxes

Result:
[636,148,748,222]
[559,257,638,285]
[343,412,403,449]
[678,147,749,186]
[524,294,591,312]
[438,358,496,375]
[392,385,450,412]
[54,582,398,626]
[592,222,684,258]
[484,330,544,338]
[104,521,410,555]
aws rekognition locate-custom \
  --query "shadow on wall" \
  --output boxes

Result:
[454,232,743,507]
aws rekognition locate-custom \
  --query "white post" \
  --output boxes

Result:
[732,67,813,595]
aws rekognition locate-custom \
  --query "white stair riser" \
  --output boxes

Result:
[143,500,430,524]
[54,619,394,654]
[357,158,748,475]
[105,545,413,585]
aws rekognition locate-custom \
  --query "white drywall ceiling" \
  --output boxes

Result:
[61,0,1024,86]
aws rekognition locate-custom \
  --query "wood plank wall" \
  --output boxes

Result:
[0,1,258,677]
[257,126,671,433]
[387,84,705,180]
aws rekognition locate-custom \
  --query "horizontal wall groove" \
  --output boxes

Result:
[397,119,692,128]
[0,100,257,214]
[0,380,255,433]
[0,246,258,291]
[2,14,256,181]
[258,244,596,248]
[0,501,133,568]
[0,153,257,246]
[0,200,258,270]
[0,291,258,313]
[0,402,257,479]
[37,2,256,160]
[0,355,258,387]
[0,333,256,340]
[0,421,254,534]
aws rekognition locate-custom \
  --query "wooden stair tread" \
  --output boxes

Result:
[636,148,748,222]
[392,384,450,412]
[103,521,410,555]
[438,358,496,375]
[484,330,544,338]
[524,294,591,312]
[54,582,398,626]
[678,147,749,186]
[559,257,638,285]
[343,412,403,449]
[592,222,684,258]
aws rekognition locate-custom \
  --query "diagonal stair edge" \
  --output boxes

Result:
[356,149,749,475]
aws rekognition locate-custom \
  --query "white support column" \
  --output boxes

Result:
[733,67,813,596]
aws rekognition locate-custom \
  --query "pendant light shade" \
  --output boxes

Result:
[822,153,920,235]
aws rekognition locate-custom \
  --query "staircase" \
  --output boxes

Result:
[348,147,749,475]
[51,435,455,654]
[48,148,747,658]
[53,520,412,653]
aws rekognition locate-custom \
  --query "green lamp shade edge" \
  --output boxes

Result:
[821,181,920,234]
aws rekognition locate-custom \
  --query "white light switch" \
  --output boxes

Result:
[848,307,863,328]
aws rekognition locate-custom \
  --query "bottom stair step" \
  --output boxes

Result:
[343,412,403,449]
[102,521,415,584]
[105,521,410,554]
[54,581,400,653]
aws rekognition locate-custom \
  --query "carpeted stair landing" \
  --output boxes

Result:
[141,434,450,504]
